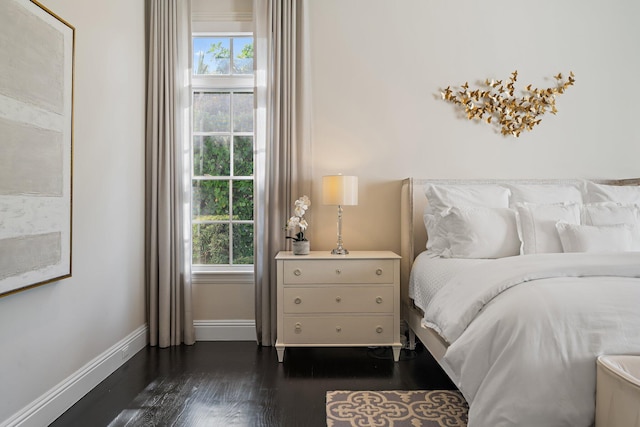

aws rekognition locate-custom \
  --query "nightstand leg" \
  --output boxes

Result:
[392,345,401,362]
[276,344,285,362]
[408,329,416,351]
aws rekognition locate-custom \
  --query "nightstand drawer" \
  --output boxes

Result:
[282,259,394,284]
[282,315,394,344]
[283,286,393,313]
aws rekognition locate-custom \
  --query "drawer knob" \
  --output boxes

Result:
[294,297,302,304]
[336,296,341,303]
[335,269,342,275]
[294,269,302,276]
[376,297,383,304]
[295,322,302,333]
[336,326,342,332]
[376,326,383,334]
[376,268,383,276]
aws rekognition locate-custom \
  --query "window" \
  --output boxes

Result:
[191,35,254,271]
[194,36,253,75]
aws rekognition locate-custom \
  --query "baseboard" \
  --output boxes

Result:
[2,325,148,427]
[194,319,256,341]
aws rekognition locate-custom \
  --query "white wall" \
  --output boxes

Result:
[0,0,146,423]
[307,0,640,254]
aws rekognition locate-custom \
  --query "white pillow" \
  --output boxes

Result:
[556,222,634,253]
[424,184,510,214]
[584,181,640,204]
[515,203,580,254]
[507,183,583,207]
[423,184,510,253]
[581,203,640,250]
[438,207,520,258]
[424,213,448,252]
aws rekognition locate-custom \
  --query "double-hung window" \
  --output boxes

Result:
[191,35,254,273]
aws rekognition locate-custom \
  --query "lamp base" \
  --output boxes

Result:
[331,247,349,255]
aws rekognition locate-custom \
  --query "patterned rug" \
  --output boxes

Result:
[326,390,468,427]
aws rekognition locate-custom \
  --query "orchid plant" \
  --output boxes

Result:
[285,195,311,242]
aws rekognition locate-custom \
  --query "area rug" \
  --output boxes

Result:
[326,390,468,427]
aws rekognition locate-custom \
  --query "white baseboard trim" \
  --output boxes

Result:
[2,325,148,427]
[194,319,256,341]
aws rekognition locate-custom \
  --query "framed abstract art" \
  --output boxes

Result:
[0,0,74,297]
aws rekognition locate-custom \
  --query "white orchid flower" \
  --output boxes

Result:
[294,197,310,217]
[285,196,311,241]
[294,205,306,217]
[286,216,300,230]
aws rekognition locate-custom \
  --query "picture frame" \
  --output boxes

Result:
[0,0,74,297]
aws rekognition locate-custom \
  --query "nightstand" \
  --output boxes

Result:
[275,251,402,362]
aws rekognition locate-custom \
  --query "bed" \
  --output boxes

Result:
[400,178,640,427]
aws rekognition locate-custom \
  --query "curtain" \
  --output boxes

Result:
[145,0,195,347]
[254,0,312,346]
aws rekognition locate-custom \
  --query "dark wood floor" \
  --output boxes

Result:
[50,341,456,426]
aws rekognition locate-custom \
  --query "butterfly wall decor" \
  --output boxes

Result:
[441,70,575,137]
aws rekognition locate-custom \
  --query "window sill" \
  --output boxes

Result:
[192,269,254,285]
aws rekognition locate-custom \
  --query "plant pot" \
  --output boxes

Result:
[292,240,310,255]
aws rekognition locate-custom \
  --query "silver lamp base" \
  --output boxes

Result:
[331,204,349,255]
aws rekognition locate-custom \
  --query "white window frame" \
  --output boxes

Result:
[191,31,255,282]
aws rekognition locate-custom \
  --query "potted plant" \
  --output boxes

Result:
[286,195,311,255]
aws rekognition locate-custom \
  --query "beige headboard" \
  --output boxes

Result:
[399,177,640,310]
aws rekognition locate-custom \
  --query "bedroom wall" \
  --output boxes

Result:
[307,0,640,255]
[0,0,146,424]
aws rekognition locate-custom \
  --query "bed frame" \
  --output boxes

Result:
[399,177,640,363]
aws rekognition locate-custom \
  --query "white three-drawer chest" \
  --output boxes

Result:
[275,251,402,362]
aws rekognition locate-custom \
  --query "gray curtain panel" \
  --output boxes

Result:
[145,0,195,347]
[254,0,312,346]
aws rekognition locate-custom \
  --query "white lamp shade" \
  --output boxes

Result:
[322,175,358,206]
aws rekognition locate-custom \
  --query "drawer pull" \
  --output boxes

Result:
[294,269,302,276]
[376,297,383,304]
[295,322,302,333]
[376,326,383,334]
[336,296,342,303]
[294,297,302,304]
[336,326,342,332]
[335,269,342,275]
[376,268,383,276]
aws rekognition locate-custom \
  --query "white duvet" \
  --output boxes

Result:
[422,252,640,427]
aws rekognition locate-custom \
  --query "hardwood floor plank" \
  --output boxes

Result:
[51,342,455,427]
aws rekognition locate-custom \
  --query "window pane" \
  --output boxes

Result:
[233,136,253,176]
[192,180,229,219]
[193,136,230,176]
[193,223,230,264]
[233,93,253,133]
[233,223,254,264]
[233,37,253,75]
[232,180,253,220]
[191,34,255,268]
[193,37,230,75]
[193,92,230,132]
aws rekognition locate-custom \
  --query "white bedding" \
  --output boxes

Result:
[408,251,488,315]
[419,252,640,427]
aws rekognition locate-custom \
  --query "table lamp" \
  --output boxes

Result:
[322,175,358,255]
